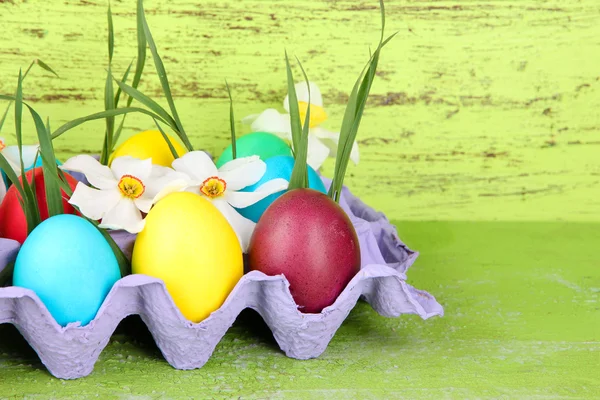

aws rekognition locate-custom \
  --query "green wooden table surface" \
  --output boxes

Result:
[0,0,599,398]
[1,221,598,399]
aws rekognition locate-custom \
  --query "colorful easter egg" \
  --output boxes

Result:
[132,192,243,323]
[0,168,79,244]
[13,214,121,326]
[110,130,187,167]
[215,132,292,168]
[235,155,326,222]
[247,188,361,313]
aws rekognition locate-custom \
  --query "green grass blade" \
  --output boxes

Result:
[112,116,127,149]
[138,0,193,151]
[225,80,237,159]
[114,79,179,131]
[288,56,311,189]
[112,60,135,149]
[114,59,134,108]
[0,262,14,287]
[0,102,11,133]
[382,32,399,47]
[12,69,40,231]
[98,226,131,277]
[127,1,147,108]
[51,107,170,139]
[379,0,386,41]
[153,118,179,159]
[34,59,59,78]
[100,65,116,165]
[328,0,390,202]
[14,70,25,173]
[112,0,147,151]
[28,106,63,216]
[0,153,25,199]
[107,2,114,64]
[284,52,306,191]
[0,95,17,101]
[27,165,40,227]
[22,60,36,81]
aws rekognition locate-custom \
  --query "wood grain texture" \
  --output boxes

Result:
[1,0,599,223]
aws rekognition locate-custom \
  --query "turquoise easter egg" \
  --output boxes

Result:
[236,155,327,222]
[13,214,121,327]
[216,132,292,168]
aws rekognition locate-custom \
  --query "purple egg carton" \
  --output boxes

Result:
[0,176,443,380]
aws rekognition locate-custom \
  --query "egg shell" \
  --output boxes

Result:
[132,192,243,323]
[0,168,79,244]
[247,188,361,313]
[236,155,327,222]
[13,214,121,327]
[215,132,292,168]
[110,129,187,167]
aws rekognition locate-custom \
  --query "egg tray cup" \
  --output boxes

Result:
[0,176,443,380]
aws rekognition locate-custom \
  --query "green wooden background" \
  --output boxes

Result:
[0,0,598,398]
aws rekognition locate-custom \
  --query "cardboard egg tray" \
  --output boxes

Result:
[0,176,443,379]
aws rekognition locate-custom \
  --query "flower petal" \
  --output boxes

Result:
[312,127,360,165]
[20,144,41,168]
[61,155,117,190]
[110,156,152,181]
[172,151,217,182]
[218,156,265,191]
[241,113,261,125]
[248,108,291,135]
[350,140,360,165]
[2,145,37,174]
[134,196,153,214]
[150,176,190,204]
[225,178,288,208]
[283,81,324,111]
[68,182,122,220]
[99,198,145,234]
[213,199,255,252]
[306,134,331,171]
[0,179,6,205]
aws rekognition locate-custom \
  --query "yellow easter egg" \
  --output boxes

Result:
[109,129,187,167]
[131,192,243,322]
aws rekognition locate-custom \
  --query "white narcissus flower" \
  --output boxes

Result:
[172,151,288,251]
[0,177,5,205]
[60,155,188,234]
[0,137,40,175]
[242,81,360,171]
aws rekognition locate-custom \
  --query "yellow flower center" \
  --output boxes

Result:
[200,176,226,198]
[118,175,145,199]
[0,140,5,152]
[298,101,327,128]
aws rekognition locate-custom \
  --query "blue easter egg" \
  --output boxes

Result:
[236,155,327,222]
[13,214,121,327]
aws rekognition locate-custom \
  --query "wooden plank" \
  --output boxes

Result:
[0,0,599,221]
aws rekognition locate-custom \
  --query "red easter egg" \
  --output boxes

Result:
[0,168,79,244]
[247,188,361,313]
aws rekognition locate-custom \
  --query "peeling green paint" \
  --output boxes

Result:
[1,0,598,222]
